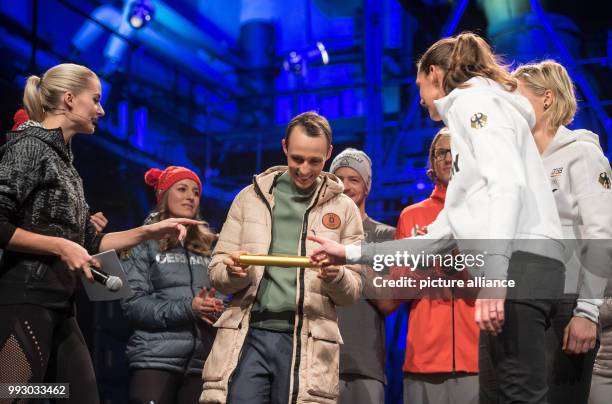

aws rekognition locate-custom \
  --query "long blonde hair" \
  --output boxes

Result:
[23,63,98,122]
[417,32,517,94]
[512,60,577,128]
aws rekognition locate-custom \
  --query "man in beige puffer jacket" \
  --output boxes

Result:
[200,111,364,404]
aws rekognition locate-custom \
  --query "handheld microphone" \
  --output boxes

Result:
[90,267,123,292]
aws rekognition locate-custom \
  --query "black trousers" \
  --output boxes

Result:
[129,369,202,404]
[545,296,599,404]
[479,252,565,404]
[0,304,99,404]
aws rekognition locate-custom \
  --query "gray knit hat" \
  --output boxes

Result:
[329,148,372,193]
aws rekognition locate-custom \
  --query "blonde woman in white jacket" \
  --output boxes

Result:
[514,60,612,404]
[309,32,567,403]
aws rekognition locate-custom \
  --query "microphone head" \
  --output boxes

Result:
[106,276,123,292]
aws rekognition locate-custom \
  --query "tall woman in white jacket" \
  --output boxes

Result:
[514,60,612,404]
[309,32,567,403]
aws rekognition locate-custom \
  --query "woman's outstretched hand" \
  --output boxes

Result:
[145,218,204,242]
[308,235,347,266]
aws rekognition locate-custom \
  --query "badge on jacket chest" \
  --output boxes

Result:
[550,167,563,192]
[322,213,341,229]
[550,167,563,177]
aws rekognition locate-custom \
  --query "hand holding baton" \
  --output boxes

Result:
[237,254,318,268]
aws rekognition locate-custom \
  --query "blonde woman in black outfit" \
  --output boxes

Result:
[0,63,200,404]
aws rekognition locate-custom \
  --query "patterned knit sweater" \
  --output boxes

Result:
[0,123,104,309]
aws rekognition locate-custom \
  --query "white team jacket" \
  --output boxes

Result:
[349,77,564,280]
[543,126,612,322]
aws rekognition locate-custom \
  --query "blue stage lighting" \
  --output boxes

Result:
[283,42,329,75]
[128,0,155,29]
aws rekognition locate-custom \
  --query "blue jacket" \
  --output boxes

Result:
[121,240,215,375]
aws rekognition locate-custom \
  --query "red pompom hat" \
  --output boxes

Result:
[144,166,202,201]
[12,108,30,131]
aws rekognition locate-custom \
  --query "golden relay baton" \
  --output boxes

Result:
[237,254,318,268]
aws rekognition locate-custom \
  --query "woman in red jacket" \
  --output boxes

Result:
[386,128,479,404]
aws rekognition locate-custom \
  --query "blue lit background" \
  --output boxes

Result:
[0,1,609,402]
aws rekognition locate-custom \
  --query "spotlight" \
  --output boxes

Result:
[308,42,329,66]
[282,42,329,76]
[128,0,155,29]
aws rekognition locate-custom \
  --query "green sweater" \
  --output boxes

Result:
[250,172,317,332]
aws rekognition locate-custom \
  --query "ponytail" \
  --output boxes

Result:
[23,75,45,122]
[418,32,517,94]
[22,63,98,123]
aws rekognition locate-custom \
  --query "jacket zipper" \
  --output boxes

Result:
[290,178,327,404]
[227,176,275,388]
[185,249,197,376]
[249,177,275,310]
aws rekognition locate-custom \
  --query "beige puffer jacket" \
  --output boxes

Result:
[593,280,612,377]
[200,166,364,404]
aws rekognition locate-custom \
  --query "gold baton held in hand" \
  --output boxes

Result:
[237,254,318,268]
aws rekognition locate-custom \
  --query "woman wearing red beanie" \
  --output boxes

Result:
[122,166,224,404]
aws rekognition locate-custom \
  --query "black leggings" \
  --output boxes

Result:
[0,304,99,404]
[129,369,203,404]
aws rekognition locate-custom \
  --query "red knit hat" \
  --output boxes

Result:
[12,108,30,131]
[144,166,202,201]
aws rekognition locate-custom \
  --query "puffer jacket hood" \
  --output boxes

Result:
[252,165,345,207]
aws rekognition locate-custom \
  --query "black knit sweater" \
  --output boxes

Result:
[0,124,104,309]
